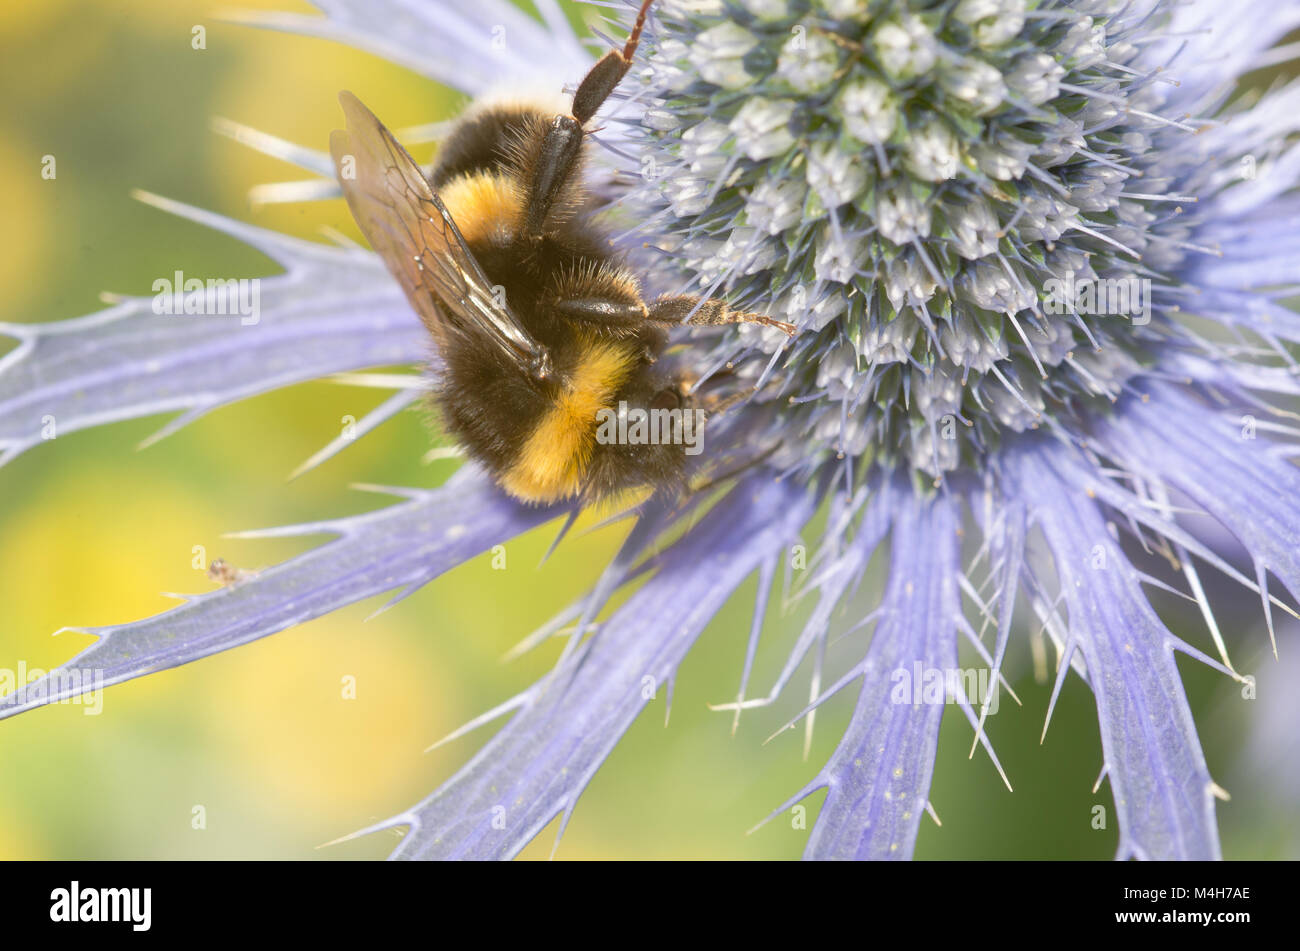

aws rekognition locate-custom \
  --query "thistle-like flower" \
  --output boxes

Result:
[2,0,1298,860]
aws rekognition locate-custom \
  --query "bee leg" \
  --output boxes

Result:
[668,365,753,415]
[519,0,655,240]
[550,297,650,336]
[699,387,753,415]
[647,295,797,336]
[685,442,783,498]
[520,116,585,239]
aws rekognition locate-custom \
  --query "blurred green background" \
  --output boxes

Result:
[0,0,1295,860]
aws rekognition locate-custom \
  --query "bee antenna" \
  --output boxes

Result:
[622,0,656,63]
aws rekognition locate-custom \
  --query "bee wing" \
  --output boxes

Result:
[330,91,552,379]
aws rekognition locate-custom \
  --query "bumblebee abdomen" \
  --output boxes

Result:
[436,171,523,247]
[430,102,551,189]
[498,337,640,504]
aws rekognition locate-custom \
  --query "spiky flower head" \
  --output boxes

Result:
[629,0,1248,483]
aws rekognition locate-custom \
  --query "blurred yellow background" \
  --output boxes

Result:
[0,0,1294,860]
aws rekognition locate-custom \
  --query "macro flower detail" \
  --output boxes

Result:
[633,0,1297,486]
[2,0,1299,861]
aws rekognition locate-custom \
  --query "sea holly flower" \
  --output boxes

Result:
[2,0,1299,861]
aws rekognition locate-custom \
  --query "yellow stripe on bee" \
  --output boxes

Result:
[501,338,639,504]
[437,171,522,245]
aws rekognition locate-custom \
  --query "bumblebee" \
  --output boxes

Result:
[330,0,792,505]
